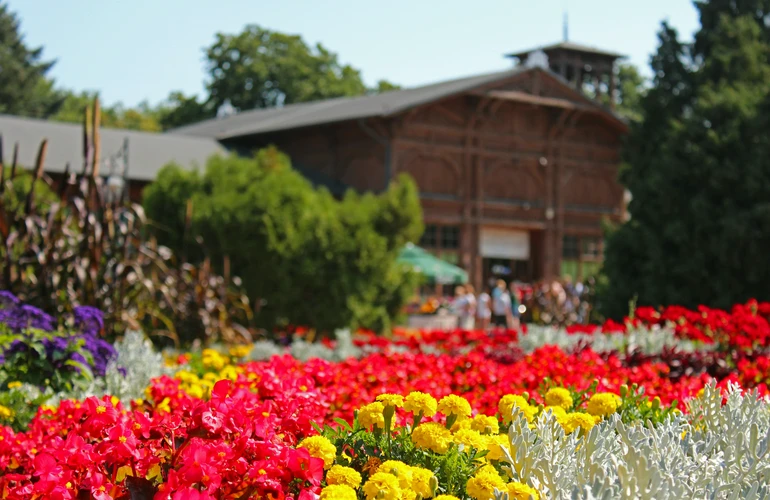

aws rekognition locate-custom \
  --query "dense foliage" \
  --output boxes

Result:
[143,150,423,334]
[2,293,770,497]
[0,2,63,117]
[601,1,770,317]
[0,108,252,346]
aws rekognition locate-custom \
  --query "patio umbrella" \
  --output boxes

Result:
[397,243,468,285]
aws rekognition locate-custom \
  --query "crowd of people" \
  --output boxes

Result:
[521,276,596,326]
[450,276,596,330]
[451,279,522,331]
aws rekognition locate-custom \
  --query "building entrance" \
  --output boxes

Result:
[478,227,532,290]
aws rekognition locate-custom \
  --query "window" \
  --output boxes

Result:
[581,237,601,259]
[420,225,460,250]
[562,236,579,259]
[420,225,438,248]
[441,226,460,249]
[562,235,603,280]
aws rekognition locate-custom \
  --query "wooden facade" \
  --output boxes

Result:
[225,68,627,290]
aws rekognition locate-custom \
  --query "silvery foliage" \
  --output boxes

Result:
[493,382,770,500]
[50,331,175,405]
[248,329,363,362]
[519,323,712,356]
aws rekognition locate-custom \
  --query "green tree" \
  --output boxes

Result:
[0,2,62,117]
[205,25,379,111]
[155,92,214,130]
[600,9,770,318]
[143,149,422,334]
[51,91,163,131]
[372,80,402,94]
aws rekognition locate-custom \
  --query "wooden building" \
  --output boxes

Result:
[0,42,629,290]
[174,42,629,288]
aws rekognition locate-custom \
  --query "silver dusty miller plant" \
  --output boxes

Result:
[50,330,175,405]
[247,328,364,362]
[494,381,770,500]
[519,324,711,356]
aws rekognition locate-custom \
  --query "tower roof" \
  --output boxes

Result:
[506,42,625,62]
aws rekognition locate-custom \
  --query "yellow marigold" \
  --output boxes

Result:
[470,414,499,435]
[434,496,461,500]
[586,393,622,418]
[404,392,438,417]
[298,435,337,469]
[499,395,535,424]
[363,472,402,500]
[378,461,413,490]
[485,434,512,461]
[219,365,239,381]
[320,484,357,500]
[201,349,227,370]
[559,412,596,435]
[453,428,486,453]
[542,406,567,418]
[0,405,13,420]
[409,467,436,498]
[185,384,205,400]
[358,402,386,429]
[506,481,540,500]
[326,465,362,489]
[377,394,405,408]
[544,388,573,411]
[228,345,252,358]
[466,466,505,500]
[437,395,472,418]
[7,381,22,390]
[412,422,453,454]
[400,491,418,500]
[451,418,473,433]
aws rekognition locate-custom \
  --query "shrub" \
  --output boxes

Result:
[0,103,253,346]
[143,148,423,335]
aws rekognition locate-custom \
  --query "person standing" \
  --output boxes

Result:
[463,284,477,330]
[509,282,521,331]
[491,280,512,328]
[453,286,470,330]
[476,286,492,331]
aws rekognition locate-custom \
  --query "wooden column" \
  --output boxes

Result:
[544,110,571,279]
[609,64,617,111]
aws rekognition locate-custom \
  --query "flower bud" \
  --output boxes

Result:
[652,396,661,410]
[429,475,439,495]
[620,385,628,398]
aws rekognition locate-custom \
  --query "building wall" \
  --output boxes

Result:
[228,121,388,193]
[390,77,624,288]
[224,74,624,289]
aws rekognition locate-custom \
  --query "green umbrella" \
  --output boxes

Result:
[397,243,468,285]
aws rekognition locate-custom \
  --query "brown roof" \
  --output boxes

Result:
[170,67,530,139]
[170,66,625,140]
[506,42,625,61]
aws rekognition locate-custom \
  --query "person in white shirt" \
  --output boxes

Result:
[491,279,512,328]
[463,284,477,330]
[476,287,492,330]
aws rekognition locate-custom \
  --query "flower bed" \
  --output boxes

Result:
[2,294,770,499]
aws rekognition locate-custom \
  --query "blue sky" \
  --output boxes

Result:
[10,0,699,108]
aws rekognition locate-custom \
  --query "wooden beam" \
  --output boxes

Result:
[435,104,465,125]
[478,90,595,111]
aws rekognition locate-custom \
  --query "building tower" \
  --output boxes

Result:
[505,40,624,110]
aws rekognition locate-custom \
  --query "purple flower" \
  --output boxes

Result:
[0,291,20,307]
[0,303,56,333]
[73,306,104,337]
[1,290,116,378]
